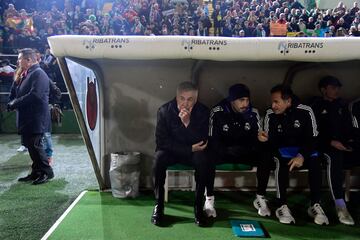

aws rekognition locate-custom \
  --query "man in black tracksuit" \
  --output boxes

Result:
[350,98,360,151]
[259,84,328,225]
[151,82,210,227]
[349,98,360,178]
[7,48,54,185]
[205,84,272,218]
[311,76,355,225]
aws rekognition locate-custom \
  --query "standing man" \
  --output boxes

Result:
[311,76,355,225]
[205,83,272,218]
[151,82,210,227]
[258,84,329,225]
[7,48,54,185]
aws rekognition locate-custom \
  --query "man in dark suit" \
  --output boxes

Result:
[8,48,54,185]
[151,82,210,227]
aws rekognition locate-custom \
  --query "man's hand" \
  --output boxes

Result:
[192,141,207,152]
[288,155,304,171]
[258,131,268,142]
[7,100,16,112]
[330,140,352,151]
[178,108,191,127]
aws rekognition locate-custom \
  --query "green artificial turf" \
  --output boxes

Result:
[47,190,360,240]
[0,134,359,240]
[0,134,97,240]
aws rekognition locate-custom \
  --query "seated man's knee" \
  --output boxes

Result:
[154,150,170,168]
[306,157,321,170]
[192,151,207,164]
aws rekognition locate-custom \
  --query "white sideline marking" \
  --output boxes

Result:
[41,190,88,240]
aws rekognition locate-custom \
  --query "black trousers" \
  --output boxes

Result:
[273,154,322,206]
[153,150,209,209]
[206,147,274,197]
[22,134,53,177]
[323,148,359,200]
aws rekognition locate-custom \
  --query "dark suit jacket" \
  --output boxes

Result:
[9,64,50,134]
[155,99,209,158]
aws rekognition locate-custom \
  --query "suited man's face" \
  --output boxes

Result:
[17,53,32,70]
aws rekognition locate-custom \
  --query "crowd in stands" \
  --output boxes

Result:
[1,0,360,54]
[1,0,360,107]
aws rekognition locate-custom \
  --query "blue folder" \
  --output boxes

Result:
[230,220,266,238]
[278,147,318,158]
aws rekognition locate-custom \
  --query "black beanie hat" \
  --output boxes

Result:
[227,84,250,101]
[318,76,342,89]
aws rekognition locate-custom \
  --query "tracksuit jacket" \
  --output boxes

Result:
[208,99,261,156]
[263,101,318,159]
[350,98,360,149]
[311,97,352,150]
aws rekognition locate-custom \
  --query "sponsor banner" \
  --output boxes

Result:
[278,40,324,55]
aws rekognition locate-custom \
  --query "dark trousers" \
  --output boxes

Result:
[206,148,273,197]
[22,134,53,177]
[153,150,209,209]
[323,148,359,200]
[273,154,321,205]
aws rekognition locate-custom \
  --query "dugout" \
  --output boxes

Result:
[48,36,360,190]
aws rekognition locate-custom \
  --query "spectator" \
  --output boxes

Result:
[299,8,309,22]
[349,25,359,36]
[350,2,359,16]
[307,16,315,30]
[336,27,348,36]
[351,17,360,29]
[289,17,300,32]
[334,1,346,15]
[253,23,266,37]
[212,4,222,36]
[1,0,360,56]
[3,3,18,20]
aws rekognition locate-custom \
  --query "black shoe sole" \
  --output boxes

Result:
[32,176,50,185]
[18,176,38,182]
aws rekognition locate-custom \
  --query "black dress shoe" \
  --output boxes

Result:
[18,174,39,182]
[32,173,50,185]
[47,172,55,180]
[194,207,207,227]
[151,204,164,226]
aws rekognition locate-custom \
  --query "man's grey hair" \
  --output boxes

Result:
[176,81,198,94]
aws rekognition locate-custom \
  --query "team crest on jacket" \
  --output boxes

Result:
[294,120,301,128]
[277,124,283,132]
[223,124,229,132]
[244,122,251,131]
